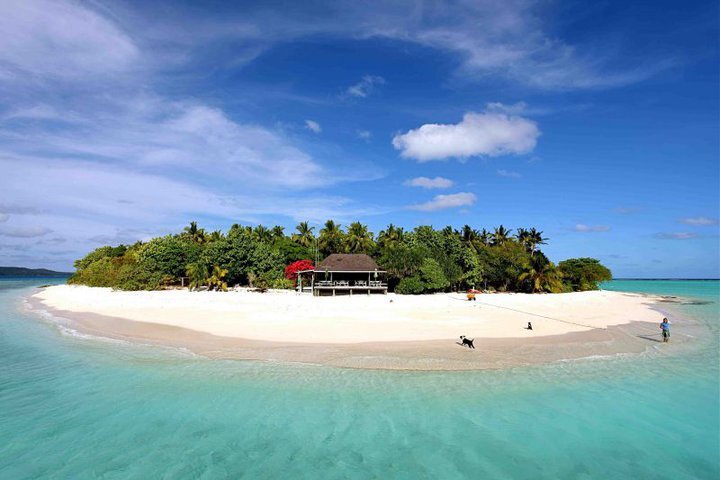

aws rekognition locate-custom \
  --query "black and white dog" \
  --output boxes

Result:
[459,335,475,349]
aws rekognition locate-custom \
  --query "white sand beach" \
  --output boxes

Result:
[27,285,684,370]
[33,285,662,344]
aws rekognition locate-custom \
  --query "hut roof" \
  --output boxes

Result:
[316,254,383,272]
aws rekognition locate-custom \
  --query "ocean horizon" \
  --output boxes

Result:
[0,278,717,479]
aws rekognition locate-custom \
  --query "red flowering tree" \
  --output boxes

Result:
[284,259,314,285]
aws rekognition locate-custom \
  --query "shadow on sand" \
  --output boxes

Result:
[637,334,663,343]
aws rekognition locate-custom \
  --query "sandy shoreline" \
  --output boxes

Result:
[24,285,679,370]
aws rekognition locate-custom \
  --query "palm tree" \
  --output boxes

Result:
[292,221,316,248]
[207,265,228,291]
[207,230,223,243]
[253,225,272,243]
[377,224,405,250]
[519,256,563,293]
[344,222,374,253]
[491,225,512,246]
[527,228,548,256]
[271,225,285,241]
[515,227,530,251]
[183,221,207,244]
[185,262,209,290]
[461,225,477,245]
[319,220,344,256]
[478,228,492,246]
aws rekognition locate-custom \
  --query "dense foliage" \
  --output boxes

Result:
[69,221,611,293]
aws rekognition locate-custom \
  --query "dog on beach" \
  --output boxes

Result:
[459,335,475,349]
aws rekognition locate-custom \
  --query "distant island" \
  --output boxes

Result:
[0,266,72,277]
[67,221,612,294]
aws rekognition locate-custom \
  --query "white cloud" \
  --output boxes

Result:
[0,225,52,238]
[573,224,611,232]
[656,232,698,240]
[305,119,322,133]
[1,100,332,189]
[497,169,521,178]
[0,213,8,223]
[393,111,539,162]
[346,75,385,98]
[0,0,138,82]
[194,1,667,90]
[409,192,477,211]
[404,176,454,189]
[357,130,372,140]
[485,102,528,114]
[678,217,718,226]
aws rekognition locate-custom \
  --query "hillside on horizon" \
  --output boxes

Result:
[0,266,72,277]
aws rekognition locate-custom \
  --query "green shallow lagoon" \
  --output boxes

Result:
[1,279,718,479]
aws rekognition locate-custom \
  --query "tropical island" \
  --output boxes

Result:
[28,220,669,370]
[66,221,612,294]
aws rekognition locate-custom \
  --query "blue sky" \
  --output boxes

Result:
[0,0,718,277]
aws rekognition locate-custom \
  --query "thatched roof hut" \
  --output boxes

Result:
[316,254,384,272]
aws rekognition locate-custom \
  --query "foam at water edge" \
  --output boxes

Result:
[22,297,200,358]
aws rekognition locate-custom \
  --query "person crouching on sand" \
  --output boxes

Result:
[660,318,671,343]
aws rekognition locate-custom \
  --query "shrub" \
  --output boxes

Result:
[284,259,314,283]
[419,258,450,292]
[558,258,612,291]
[395,275,425,294]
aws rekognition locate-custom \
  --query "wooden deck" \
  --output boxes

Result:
[311,283,387,296]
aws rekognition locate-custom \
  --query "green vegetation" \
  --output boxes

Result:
[69,221,611,293]
[557,258,613,291]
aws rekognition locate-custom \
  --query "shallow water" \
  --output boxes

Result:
[1,279,718,479]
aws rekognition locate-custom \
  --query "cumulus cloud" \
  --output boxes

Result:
[409,192,477,211]
[346,75,385,98]
[496,169,521,178]
[573,224,610,232]
[404,176,454,189]
[0,225,52,238]
[305,119,322,133]
[393,111,539,162]
[656,232,698,240]
[678,217,718,226]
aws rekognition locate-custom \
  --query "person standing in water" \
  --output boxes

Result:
[660,318,671,343]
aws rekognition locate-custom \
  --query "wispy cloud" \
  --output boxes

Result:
[345,75,385,98]
[678,216,718,226]
[0,225,52,238]
[573,224,611,232]
[0,0,138,83]
[393,108,539,162]
[404,176,454,189]
[357,130,372,140]
[409,192,477,211]
[656,232,698,240]
[199,0,670,90]
[496,169,521,178]
[305,119,322,133]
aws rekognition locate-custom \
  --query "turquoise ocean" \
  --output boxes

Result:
[0,279,718,479]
